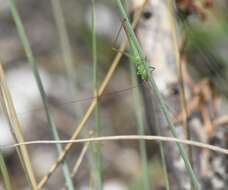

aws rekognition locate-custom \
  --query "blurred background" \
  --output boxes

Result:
[0,0,227,189]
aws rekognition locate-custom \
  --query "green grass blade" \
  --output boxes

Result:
[50,0,76,83]
[116,0,144,59]
[126,1,150,187]
[130,63,150,190]
[91,0,103,189]
[115,0,201,189]
[148,78,201,190]
[8,0,74,189]
[159,142,170,190]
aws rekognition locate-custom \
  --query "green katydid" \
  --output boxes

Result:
[113,18,155,81]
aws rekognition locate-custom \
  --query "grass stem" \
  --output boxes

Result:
[0,63,38,189]
[8,0,74,189]
[0,152,12,190]
[91,0,103,189]
[115,0,201,189]
[130,63,150,190]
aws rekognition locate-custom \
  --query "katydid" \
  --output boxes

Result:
[113,18,155,81]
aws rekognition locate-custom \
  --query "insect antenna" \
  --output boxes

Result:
[112,47,133,59]
[112,19,124,47]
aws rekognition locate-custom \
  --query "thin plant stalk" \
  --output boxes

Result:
[168,1,194,188]
[0,63,38,189]
[115,0,201,189]
[7,0,74,189]
[50,0,81,117]
[152,98,170,190]
[91,0,103,189]
[0,152,12,190]
[4,135,228,155]
[118,4,170,190]
[130,63,150,190]
[159,142,170,190]
[0,103,30,187]
[62,142,90,190]
[50,0,77,88]
[168,0,189,137]
[148,78,201,190]
[153,109,170,190]
[51,1,94,189]
[50,2,99,188]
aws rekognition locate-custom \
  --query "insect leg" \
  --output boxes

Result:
[149,65,155,72]
[112,20,124,46]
